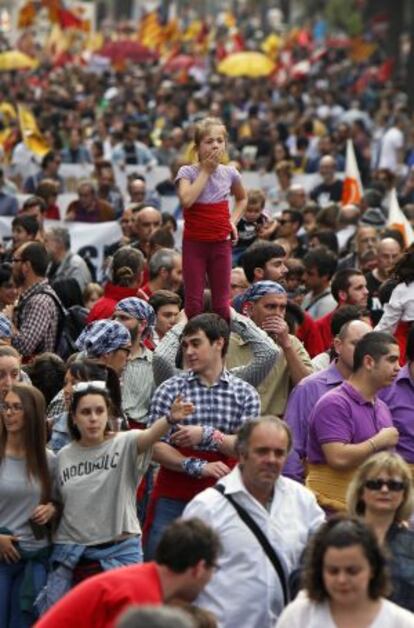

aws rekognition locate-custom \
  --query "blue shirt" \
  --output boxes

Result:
[0,191,18,216]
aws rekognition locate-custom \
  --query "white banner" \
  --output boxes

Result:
[0,217,122,279]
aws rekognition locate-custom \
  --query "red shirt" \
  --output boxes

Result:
[35,562,163,628]
[87,283,140,323]
[138,283,153,300]
[315,308,336,352]
[44,203,60,220]
[296,312,325,358]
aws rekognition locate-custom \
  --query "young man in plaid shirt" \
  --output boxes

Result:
[144,313,260,558]
[9,242,61,360]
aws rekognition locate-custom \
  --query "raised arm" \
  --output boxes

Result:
[261,317,313,385]
[136,396,194,453]
[229,311,280,386]
[152,323,185,386]
[177,172,211,208]
[177,153,219,208]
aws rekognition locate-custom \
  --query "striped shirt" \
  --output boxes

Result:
[122,346,155,424]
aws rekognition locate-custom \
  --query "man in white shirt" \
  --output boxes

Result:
[183,416,325,628]
[302,247,338,320]
[378,113,406,173]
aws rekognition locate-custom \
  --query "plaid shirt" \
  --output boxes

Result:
[12,280,60,358]
[47,389,66,420]
[148,369,260,449]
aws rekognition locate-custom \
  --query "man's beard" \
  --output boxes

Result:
[129,325,140,344]
[12,271,24,288]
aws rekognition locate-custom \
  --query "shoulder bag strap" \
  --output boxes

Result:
[214,484,289,605]
[303,288,332,311]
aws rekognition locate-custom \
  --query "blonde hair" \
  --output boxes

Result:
[188,117,229,165]
[347,452,414,523]
[247,188,266,208]
[83,282,103,303]
[275,160,293,175]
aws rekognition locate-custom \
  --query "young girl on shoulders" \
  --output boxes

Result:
[176,117,247,322]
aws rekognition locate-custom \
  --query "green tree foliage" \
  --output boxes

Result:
[324,0,363,36]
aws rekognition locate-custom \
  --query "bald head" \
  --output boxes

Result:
[335,319,372,373]
[377,237,402,274]
[319,156,336,183]
[287,185,306,210]
[128,179,146,203]
[320,155,336,169]
[134,207,161,243]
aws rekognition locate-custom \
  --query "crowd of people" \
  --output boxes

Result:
[0,6,414,628]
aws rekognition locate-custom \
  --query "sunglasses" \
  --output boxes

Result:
[365,478,406,492]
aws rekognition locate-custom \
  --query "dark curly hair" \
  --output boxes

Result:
[392,243,414,285]
[303,516,390,602]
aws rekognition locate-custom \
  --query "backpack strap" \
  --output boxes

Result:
[214,484,289,606]
[17,286,66,353]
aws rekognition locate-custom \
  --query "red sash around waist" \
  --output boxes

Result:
[154,447,236,502]
[395,320,411,366]
[183,201,231,241]
[142,447,237,540]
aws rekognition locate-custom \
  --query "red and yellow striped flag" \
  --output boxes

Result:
[138,11,165,50]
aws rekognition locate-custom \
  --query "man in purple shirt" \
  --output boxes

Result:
[379,326,414,464]
[306,331,400,511]
[284,319,372,483]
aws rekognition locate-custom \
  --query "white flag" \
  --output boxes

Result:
[388,188,414,246]
[341,139,363,205]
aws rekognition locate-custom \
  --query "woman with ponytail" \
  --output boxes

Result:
[87,246,145,323]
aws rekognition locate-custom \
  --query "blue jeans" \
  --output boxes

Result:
[144,498,187,561]
[0,558,47,628]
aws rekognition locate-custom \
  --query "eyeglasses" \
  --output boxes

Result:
[365,478,406,492]
[4,402,23,413]
[73,381,107,393]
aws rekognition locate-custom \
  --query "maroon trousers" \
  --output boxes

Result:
[182,238,231,321]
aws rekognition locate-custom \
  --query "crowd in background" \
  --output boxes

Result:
[0,5,414,628]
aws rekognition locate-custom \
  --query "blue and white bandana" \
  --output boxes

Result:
[75,319,131,357]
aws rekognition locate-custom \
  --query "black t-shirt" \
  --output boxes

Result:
[310,180,343,205]
[236,215,267,249]
[123,142,138,165]
[365,270,384,325]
